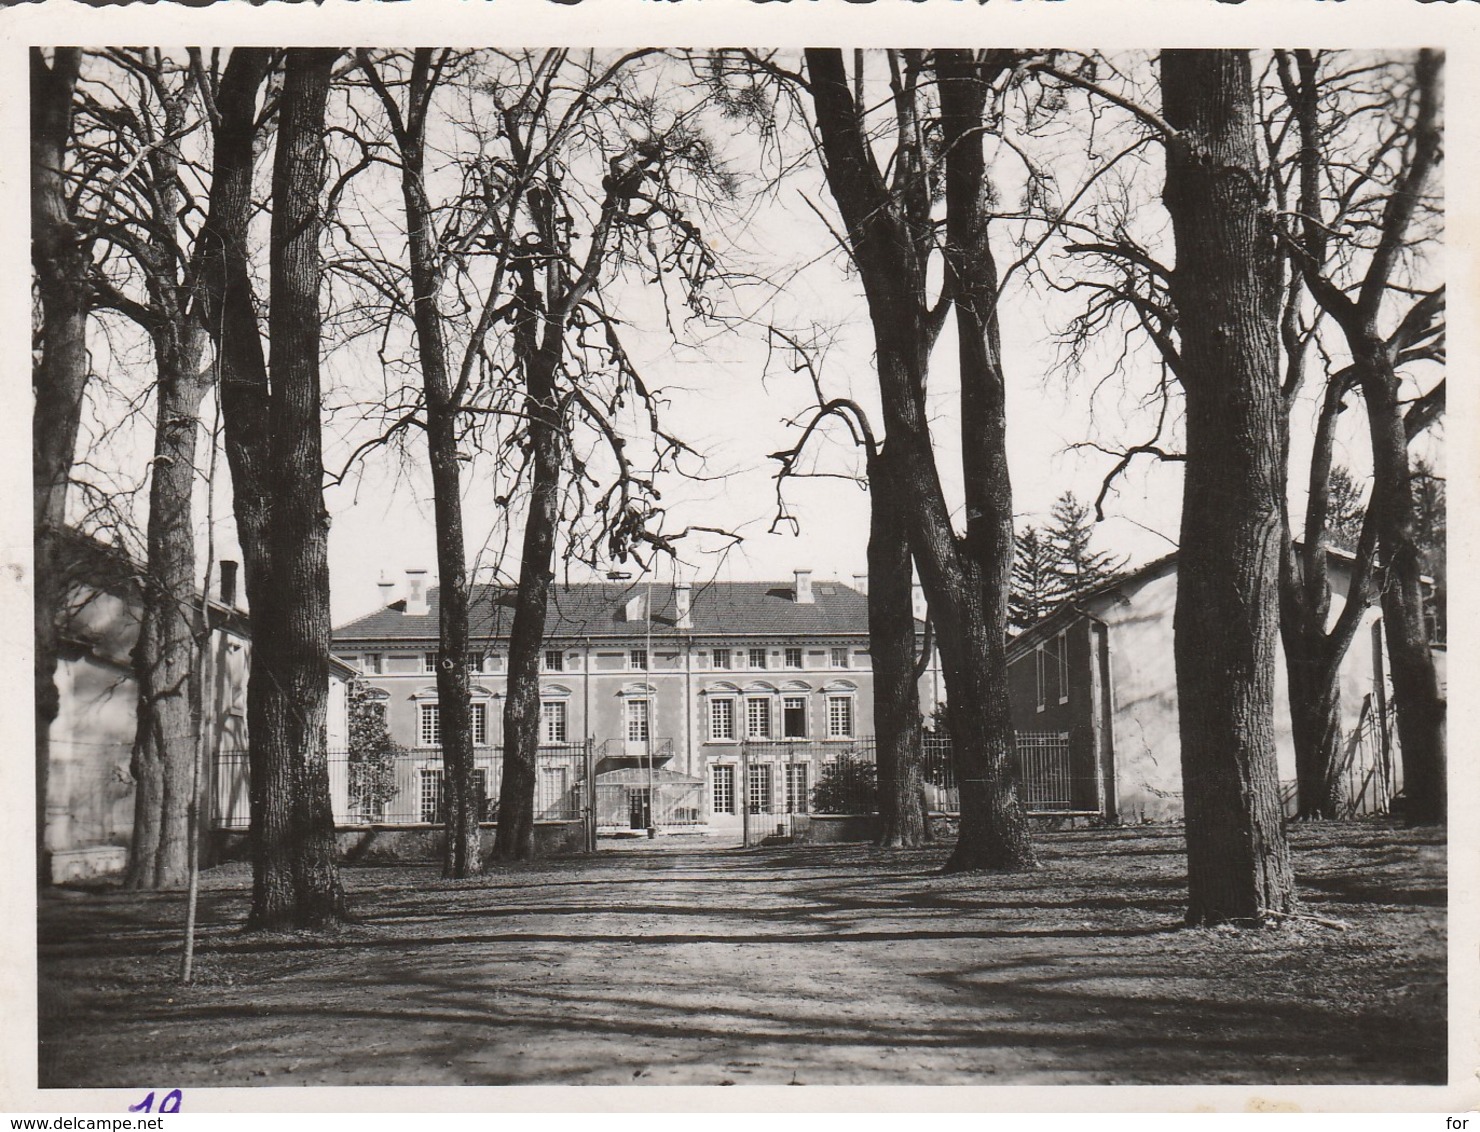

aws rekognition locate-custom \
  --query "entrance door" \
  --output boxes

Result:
[629,787,651,830]
[625,697,651,758]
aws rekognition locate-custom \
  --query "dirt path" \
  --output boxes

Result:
[37,823,1445,1087]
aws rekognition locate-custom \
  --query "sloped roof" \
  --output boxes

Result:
[332,580,872,644]
[1004,542,1378,660]
[1006,553,1179,660]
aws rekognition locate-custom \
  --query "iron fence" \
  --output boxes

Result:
[213,742,592,830]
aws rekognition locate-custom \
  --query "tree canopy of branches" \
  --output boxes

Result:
[335,50,736,863]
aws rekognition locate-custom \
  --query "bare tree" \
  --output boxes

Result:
[195,48,347,928]
[1160,49,1295,923]
[356,49,483,877]
[801,49,1036,871]
[68,50,217,888]
[32,47,87,887]
[766,330,928,848]
[1280,49,1446,825]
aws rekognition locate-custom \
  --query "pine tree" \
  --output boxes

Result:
[1044,492,1125,604]
[1010,525,1061,630]
[1325,466,1367,551]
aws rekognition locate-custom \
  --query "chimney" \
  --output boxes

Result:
[912,582,928,622]
[219,560,238,608]
[794,569,814,605]
[852,572,868,596]
[624,591,647,623]
[404,568,429,616]
[377,575,395,607]
[675,581,692,629]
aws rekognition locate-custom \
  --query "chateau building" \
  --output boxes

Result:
[331,569,942,835]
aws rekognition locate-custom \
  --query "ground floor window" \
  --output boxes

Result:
[419,767,488,823]
[712,764,735,815]
[826,695,854,739]
[748,762,773,814]
[537,765,568,817]
[786,762,810,814]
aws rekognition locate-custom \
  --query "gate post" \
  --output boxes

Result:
[584,737,597,852]
[741,742,751,848]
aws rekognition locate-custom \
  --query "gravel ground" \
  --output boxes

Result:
[36,821,1446,1088]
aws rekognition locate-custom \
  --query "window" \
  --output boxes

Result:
[541,700,568,744]
[712,649,732,670]
[543,650,564,672]
[626,698,650,743]
[748,647,768,670]
[630,649,648,671]
[746,697,772,740]
[785,647,803,669]
[712,765,735,815]
[826,695,854,739]
[466,653,485,674]
[363,653,384,675]
[419,702,440,747]
[537,766,568,818]
[1057,630,1070,705]
[748,762,773,814]
[782,696,808,739]
[419,768,443,822]
[786,763,810,814]
[423,652,438,674]
[710,697,736,741]
[830,647,848,669]
[1035,645,1046,713]
[419,767,488,823]
[420,702,485,745]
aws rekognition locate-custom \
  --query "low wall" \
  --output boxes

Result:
[211,821,587,866]
[785,812,962,844]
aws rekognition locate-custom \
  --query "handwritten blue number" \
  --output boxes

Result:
[129,1089,181,1114]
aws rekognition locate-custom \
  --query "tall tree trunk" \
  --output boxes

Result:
[936,49,1035,873]
[1364,361,1445,824]
[869,444,925,848]
[31,47,86,888]
[1161,49,1295,925]
[494,270,563,863]
[384,50,481,877]
[126,327,210,888]
[804,48,1034,872]
[249,48,346,928]
[126,67,214,891]
[199,48,345,929]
